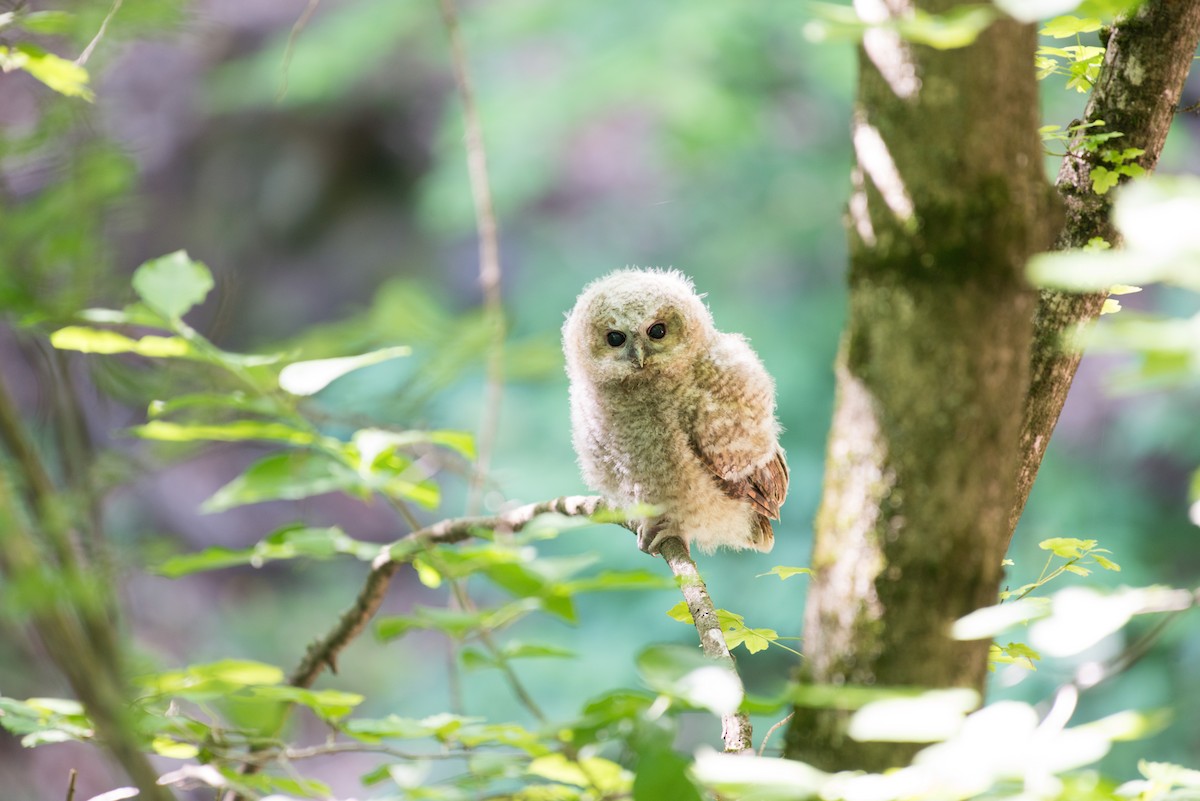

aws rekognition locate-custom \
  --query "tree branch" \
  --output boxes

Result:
[1010,0,1200,533]
[658,538,754,753]
[288,498,753,754]
[289,495,615,688]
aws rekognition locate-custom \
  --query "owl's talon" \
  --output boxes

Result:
[637,517,677,556]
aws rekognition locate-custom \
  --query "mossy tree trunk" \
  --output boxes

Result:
[785,0,1200,772]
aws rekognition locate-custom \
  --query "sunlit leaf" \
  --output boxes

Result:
[789,683,930,710]
[344,714,444,743]
[952,597,1051,640]
[528,754,631,793]
[1040,14,1102,36]
[692,748,829,797]
[1038,536,1095,558]
[897,6,998,49]
[139,659,284,698]
[151,735,200,759]
[1030,586,1139,656]
[354,426,476,463]
[278,345,411,395]
[131,419,319,446]
[131,251,214,319]
[50,327,196,358]
[0,44,92,99]
[989,641,1041,670]
[1140,760,1200,788]
[636,644,743,715]
[848,688,978,742]
[757,565,813,580]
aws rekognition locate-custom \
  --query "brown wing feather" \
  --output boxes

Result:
[693,445,789,521]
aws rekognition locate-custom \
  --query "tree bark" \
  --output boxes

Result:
[786,0,1200,772]
[784,1,1052,770]
[1010,0,1200,532]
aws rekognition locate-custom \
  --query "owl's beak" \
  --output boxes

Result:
[626,341,645,369]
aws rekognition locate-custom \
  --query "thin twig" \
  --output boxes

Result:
[277,0,321,101]
[438,0,505,516]
[448,578,547,722]
[758,713,794,756]
[658,537,753,753]
[289,495,614,689]
[64,769,77,801]
[243,741,473,764]
[75,0,124,66]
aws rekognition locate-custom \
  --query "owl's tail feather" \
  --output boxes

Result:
[750,515,775,552]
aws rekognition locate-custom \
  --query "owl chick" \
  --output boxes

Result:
[563,268,788,555]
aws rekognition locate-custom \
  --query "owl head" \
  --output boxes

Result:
[563,268,716,384]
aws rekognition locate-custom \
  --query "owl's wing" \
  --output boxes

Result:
[688,335,789,521]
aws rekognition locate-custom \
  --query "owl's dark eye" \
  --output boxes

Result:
[606,330,627,347]
[647,322,667,340]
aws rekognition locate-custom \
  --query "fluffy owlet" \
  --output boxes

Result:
[562,268,788,555]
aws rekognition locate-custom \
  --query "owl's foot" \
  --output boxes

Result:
[636,517,686,556]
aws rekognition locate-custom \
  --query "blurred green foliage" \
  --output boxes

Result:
[1,0,1199,798]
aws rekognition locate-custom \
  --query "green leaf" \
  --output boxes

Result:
[412,557,443,588]
[897,6,998,49]
[248,686,364,720]
[632,727,702,801]
[1140,761,1200,789]
[139,659,284,698]
[1040,14,1102,37]
[1092,554,1121,571]
[148,392,282,420]
[692,748,830,796]
[562,569,673,593]
[354,427,477,462]
[49,327,196,358]
[790,683,943,710]
[151,736,201,759]
[528,755,632,793]
[153,525,378,577]
[1091,165,1119,194]
[0,44,92,99]
[131,419,319,446]
[462,642,575,672]
[1039,536,1095,559]
[636,644,743,715]
[202,451,368,513]
[278,345,412,396]
[665,600,692,623]
[724,625,778,654]
[848,688,979,742]
[0,695,93,746]
[18,11,76,34]
[756,565,813,580]
[376,599,541,641]
[344,713,482,746]
[989,641,1041,670]
[952,597,1051,640]
[131,251,214,319]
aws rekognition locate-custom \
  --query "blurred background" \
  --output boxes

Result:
[1,0,1198,797]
